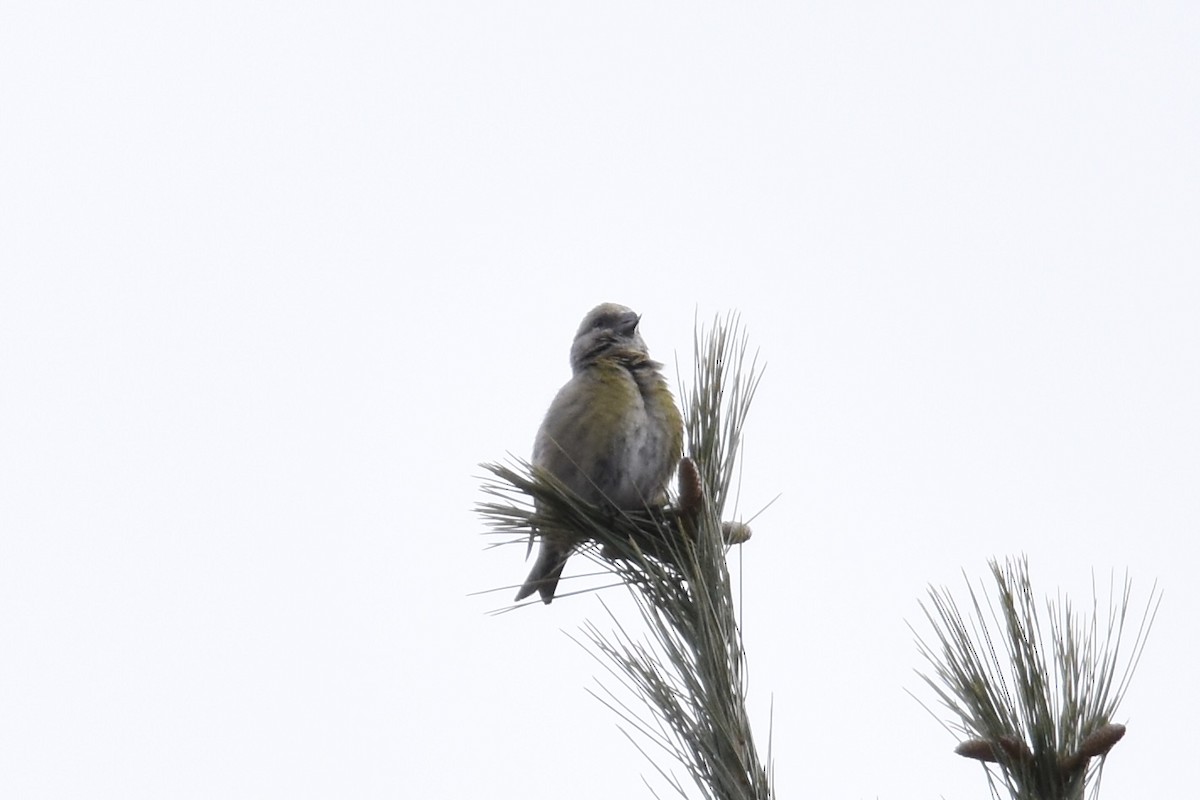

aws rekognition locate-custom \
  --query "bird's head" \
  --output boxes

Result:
[569,302,650,372]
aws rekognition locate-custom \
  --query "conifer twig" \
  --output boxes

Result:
[911,557,1160,800]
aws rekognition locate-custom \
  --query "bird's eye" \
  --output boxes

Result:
[592,313,617,331]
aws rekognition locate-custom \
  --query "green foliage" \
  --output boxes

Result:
[912,557,1160,800]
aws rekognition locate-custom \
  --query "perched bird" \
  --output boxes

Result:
[516,303,684,604]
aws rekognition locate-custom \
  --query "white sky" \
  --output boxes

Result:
[2,3,1197,798]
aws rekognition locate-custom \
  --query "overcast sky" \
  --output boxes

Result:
[3,3,1197,799]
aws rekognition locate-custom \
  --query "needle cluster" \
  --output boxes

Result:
[912,557,1160,800]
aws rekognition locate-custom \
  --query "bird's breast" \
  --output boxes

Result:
[534,360,681,509]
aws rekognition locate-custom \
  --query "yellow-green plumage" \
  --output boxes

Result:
[516,304,683,604]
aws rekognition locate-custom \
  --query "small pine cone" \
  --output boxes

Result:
[678,457,704,515]
[955,739,1000,763]
[1077,723,1126,760]
[722,521,753,544]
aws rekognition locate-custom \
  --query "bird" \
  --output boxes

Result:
[515,303,684,604]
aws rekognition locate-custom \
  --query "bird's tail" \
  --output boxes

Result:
[515,539,570,604]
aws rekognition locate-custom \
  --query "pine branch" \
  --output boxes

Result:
[911,557,1160,800]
